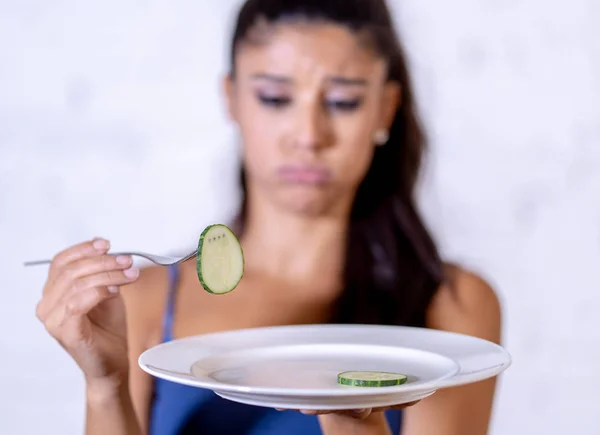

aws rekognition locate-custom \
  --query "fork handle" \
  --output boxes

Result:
[23,259,52,267]
[23,252,131,267]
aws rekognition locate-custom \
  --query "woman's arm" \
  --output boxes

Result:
[401,266,503,435]
[85,267,166,435]
[121,267,168,434]
[85,376,143,435]
[319,412,393,435]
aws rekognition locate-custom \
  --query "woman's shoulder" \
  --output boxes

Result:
[426,263,502,344]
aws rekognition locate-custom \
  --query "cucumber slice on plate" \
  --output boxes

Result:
[337,371,408,387]
[196,224,244,294]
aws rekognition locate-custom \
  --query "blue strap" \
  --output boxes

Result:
[161,264,180,342]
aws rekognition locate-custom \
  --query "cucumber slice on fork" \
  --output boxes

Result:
[196,224,244,295]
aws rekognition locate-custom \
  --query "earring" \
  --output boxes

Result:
[373,129,389,146]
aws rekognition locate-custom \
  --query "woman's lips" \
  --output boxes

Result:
[277,164,332,185]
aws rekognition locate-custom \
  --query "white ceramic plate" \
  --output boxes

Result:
[139,324,511,410]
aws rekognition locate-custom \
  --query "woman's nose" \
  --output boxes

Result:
[290,100,331,151]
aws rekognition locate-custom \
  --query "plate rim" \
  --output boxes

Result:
[214,389,438,410]
[138,323,511,397]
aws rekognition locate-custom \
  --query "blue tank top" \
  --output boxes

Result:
[148,264,403,434]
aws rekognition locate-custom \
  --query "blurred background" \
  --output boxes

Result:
[1,0,598,434]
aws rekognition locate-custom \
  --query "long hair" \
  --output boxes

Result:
[229,0,444,327]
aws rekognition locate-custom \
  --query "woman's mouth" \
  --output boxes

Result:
[277,164,333,186]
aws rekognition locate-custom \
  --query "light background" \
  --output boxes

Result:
[1,1,599,434]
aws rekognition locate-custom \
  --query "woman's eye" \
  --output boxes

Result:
[256,94,362,112]
[258,95,291,107]
[327,99,363,111]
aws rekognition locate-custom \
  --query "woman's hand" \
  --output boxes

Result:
[277,401,419,434]
[35,238,141,391]
[294,402,419,418]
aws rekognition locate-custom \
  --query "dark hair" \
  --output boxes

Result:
[229,0,444,327]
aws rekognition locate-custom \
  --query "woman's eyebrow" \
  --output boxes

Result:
[250,73,368,86]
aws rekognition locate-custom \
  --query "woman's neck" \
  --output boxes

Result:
[240,198,349,283]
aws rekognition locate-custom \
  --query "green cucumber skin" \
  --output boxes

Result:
[337,377,407,387]
[196,224,244,295]
[337,372,408,388]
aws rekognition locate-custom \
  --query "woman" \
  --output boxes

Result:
[35,0,502,434]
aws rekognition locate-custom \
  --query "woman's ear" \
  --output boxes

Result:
[380,81,402,131]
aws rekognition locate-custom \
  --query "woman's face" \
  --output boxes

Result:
[225,22,400,217]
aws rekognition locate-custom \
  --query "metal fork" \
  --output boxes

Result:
[23,250,198,267]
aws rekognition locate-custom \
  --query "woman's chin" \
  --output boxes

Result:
[274,189,345,217]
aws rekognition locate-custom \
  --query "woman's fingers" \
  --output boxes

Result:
[44,267,139,327]
[54,254,134,290]
[47,238,111,283]
[369,400,420,413]
[66,263,138,295]
[42,265,139,347]
[37,252,135,321]
[64,285,120,318]
[34,238,135,382]
[39,238,112,316]
[298,408,371,418]
[42,285,119,346]
[289,400,420,418]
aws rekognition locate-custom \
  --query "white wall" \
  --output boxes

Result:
[1,1,598,434]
